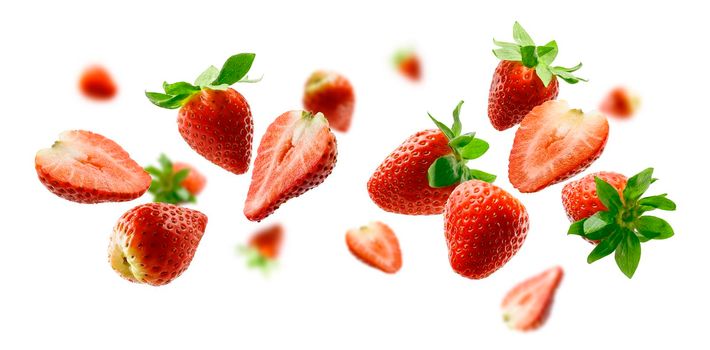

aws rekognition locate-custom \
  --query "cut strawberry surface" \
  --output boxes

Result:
[502,266,564,331]
[35,130,151,203]
[509,100,609,193]
[346,221,402,274]
[244,110,337,222]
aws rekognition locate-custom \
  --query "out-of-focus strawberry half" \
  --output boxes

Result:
[600,86,640,119]
[502,266,564,331]
[244,110,337,221]
[509,100,609,193]
[35,130,151,203]
[346,221,402,274]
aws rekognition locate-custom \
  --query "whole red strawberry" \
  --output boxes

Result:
[239,223,284,274]
[79,65,117,100]
[393,49,421,81]
[108,202,208,286]
[566,168,677,278]
[368,101,496,215]
[146,53,260,174]
[562,172,627,223]
[303,70,355,132]
[444,180,529,279]
[145,154,207,204]
[488,22,585,131]
[35,130,151,203]
[244,110,337,222]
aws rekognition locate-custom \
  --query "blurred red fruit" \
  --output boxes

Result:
[79,65,117,100]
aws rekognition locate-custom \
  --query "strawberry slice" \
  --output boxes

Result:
[244,111,337,221]
[509,100,609,193]
[502,266,564,331]
[35,130,151,203]
[346,221,402,274]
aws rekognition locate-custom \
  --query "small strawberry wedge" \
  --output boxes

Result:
[244,111,337,221]
[346,221,402,274]
[35,130,151,203]
[509,100,609,193]
[502,266,564,331]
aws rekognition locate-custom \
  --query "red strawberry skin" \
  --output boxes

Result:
[600,86,639,118]
[108,203,208,286]
[444,180,529,279]
[249,224,284,260]
[178,88,253,174]
[398,55,421,81]
[79,65,117,100]
[562,172,628,222]
[367,129,455,215]
[346,221,402,274]
[173,162,207,196]
[502,266,564,331]
[488,60,559,131]
[303,71,355,132]
[244,111,337,222]
[35,130,151,203]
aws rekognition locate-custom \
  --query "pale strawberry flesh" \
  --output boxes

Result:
[346,221,402,274]
[244,111,337,221]
[509,100,609,193]
[502,266,564,331]
[35,130,151,203]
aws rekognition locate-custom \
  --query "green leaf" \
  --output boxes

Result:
[549,67,586,84]
[144,165,162,177]
[451,101,464,137]
[623,168,654,203]
[194,65,220,86]
[145,92,193,109]
[428,113,454,140]
[492,48,522,61]
[568,219,585,235]
[615,230,642,278]
[595,177,623,213]
[459,138,489,160]
[175,187,192,202]
[584,211,615,239]
[214,53,256,86]
[448,133,474,149]
[158,154,173,175]
[467,168,497,183]
[204,83,230,91]
[162,81,199,95]
[639,195,676,211]
[513,22,535,46]
[535,64,553,87]
[587,231,623,263]
[493,39,519,48]
[636,216,674,240]
[586,223,618,241]
[427,155,461,188]
[538,40,558,64]
[520,45,538,68]
[173,168,190,184]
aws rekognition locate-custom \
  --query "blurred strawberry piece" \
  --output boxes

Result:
[79,65,117,100]
[600,86,640,118]
[393,49,421,81]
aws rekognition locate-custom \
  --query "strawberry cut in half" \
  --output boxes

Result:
[109,202,208,286]
[567,168,677,278]
[509,100,609,193]
[35,130,151,203]
[244,110,338,222]
[346,221,402,274]
[502,266,564,331]
[145,53,260,175]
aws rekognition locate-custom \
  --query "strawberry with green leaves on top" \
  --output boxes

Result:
[146,53,260,175]
[367,101,496,215]
[145,154,206,204]
[488,22,586,131]
[393,48,421,81]
[238,223,284,274]
[566,168,676,278]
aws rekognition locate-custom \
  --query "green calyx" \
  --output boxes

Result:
[145,154,196,204]
[237,245,277,276]
[145,53,260,109]
[492,22,587,87]
[426,101,496,188]
[567,168,677,279]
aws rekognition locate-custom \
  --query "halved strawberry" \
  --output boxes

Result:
[509,100,609,193]
[346,221,402,274]
[244,111,337,222]
[35,130,151,203]
[502,266,564,331]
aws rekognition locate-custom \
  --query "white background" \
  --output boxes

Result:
[2,1,708,348]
